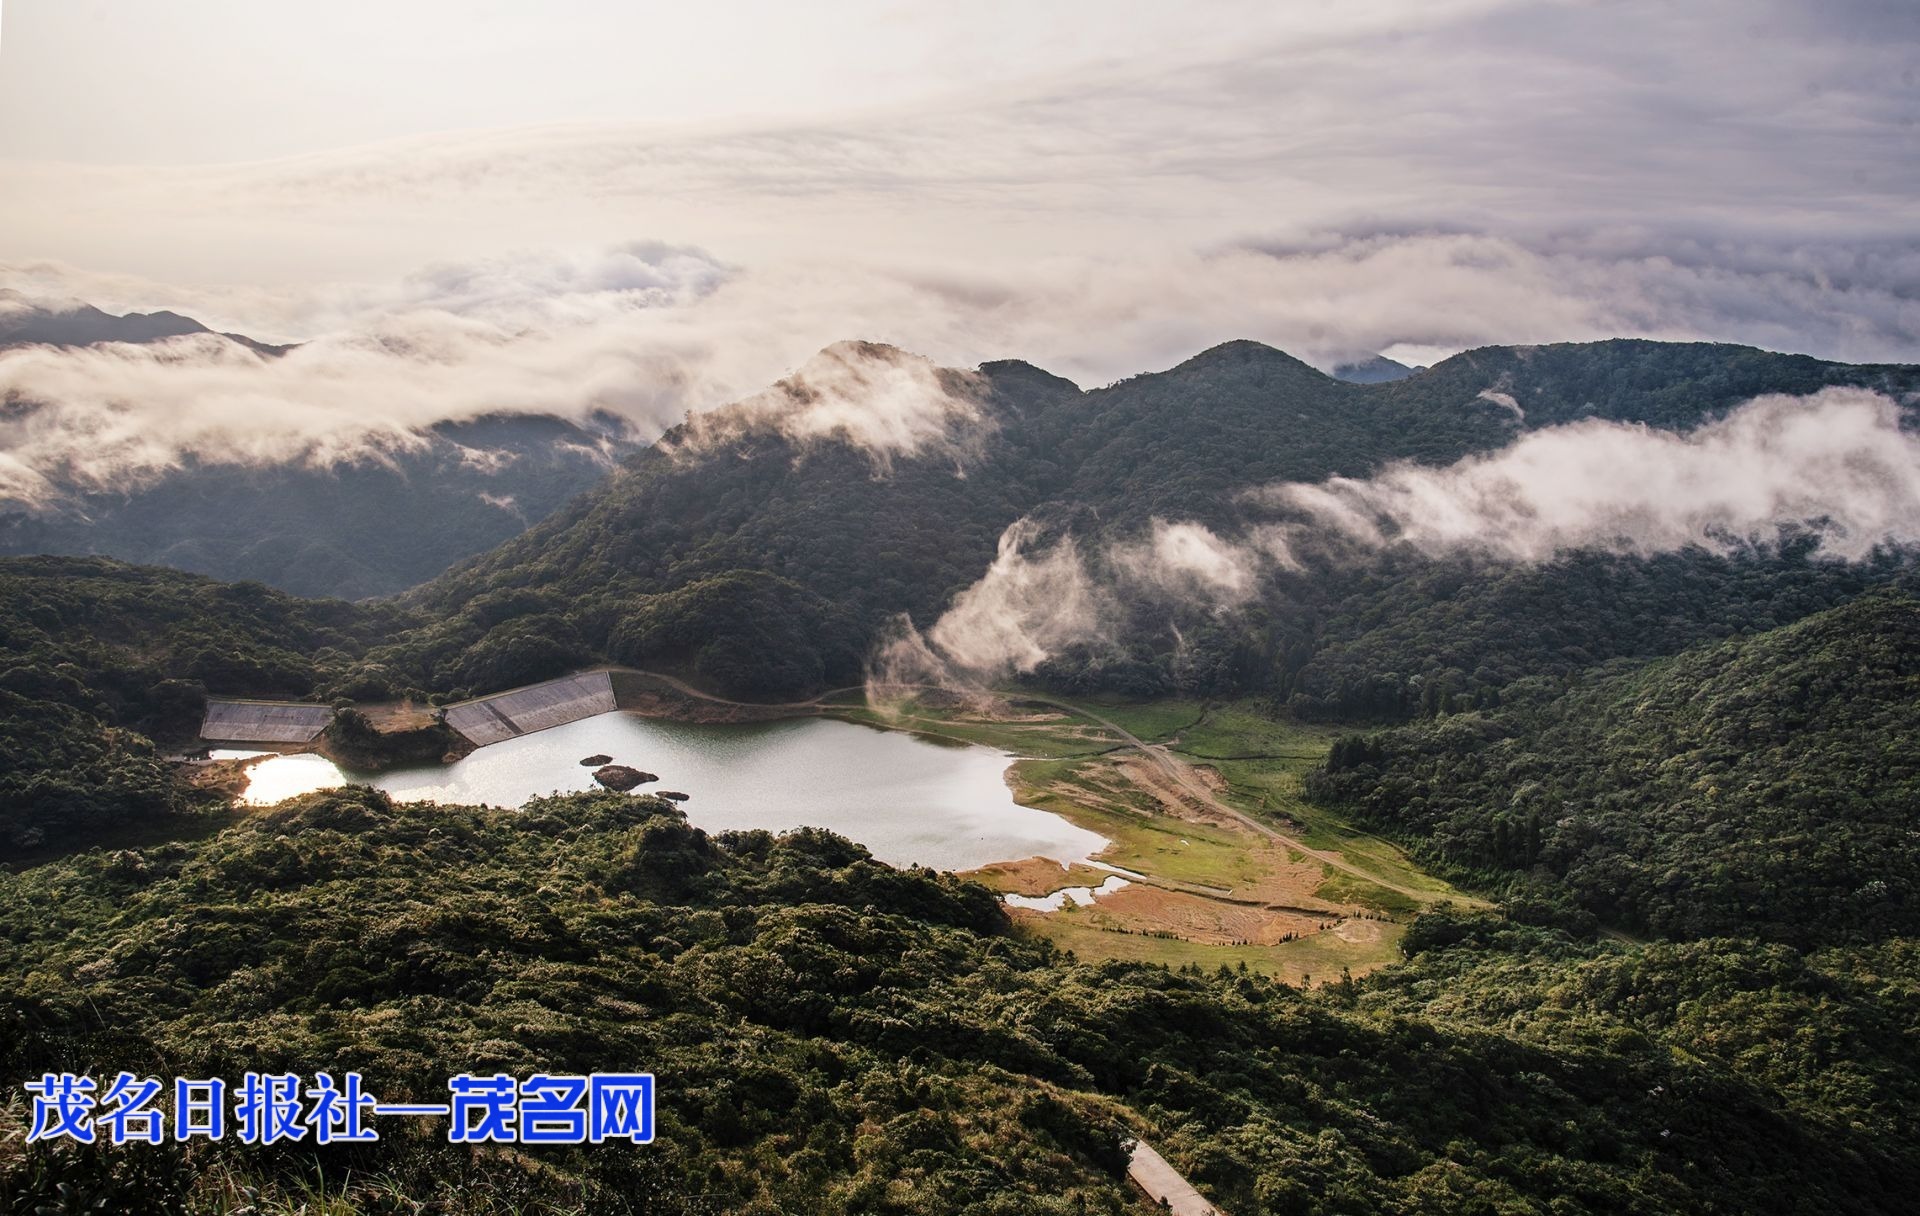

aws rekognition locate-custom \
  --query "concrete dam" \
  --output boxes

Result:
[199,671,619,749]
[440,671,617,746]
[199,699,334,744]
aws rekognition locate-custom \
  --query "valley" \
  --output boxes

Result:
[1,337,1916,1214]
[7,9,1918,1209]
[195,662,1473,986]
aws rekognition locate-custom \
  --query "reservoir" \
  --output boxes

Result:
[223,712,1107,872]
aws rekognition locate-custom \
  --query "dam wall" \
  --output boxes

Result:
[200,699,333,744]
[443,671,617,746]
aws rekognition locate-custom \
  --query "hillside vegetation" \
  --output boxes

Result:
[1309,594,1920,944]
[1,338,1918,1214]
[4,790,1918,1214]
[0,557,405,856]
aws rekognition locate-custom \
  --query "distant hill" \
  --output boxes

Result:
[4,333,1918,1213]
[1332,353,1423,383]
[0,555,409,856]
[0,413,637,599]
[0,290,291,357]
[0,296,642,597]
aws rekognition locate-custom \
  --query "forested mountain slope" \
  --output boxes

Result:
[386,339,1919,701]
[1277,545,1918,719]
[2,341,1917,1213]
[393,353,1085,697]
[1308,594,1920,944]
[4,789,1917,1215]
[0,556,406,855]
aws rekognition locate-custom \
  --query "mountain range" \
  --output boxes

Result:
[0,297,641,597]
[371,336,1919,703]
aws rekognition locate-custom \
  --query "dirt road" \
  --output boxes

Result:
[1007,692,1448,905]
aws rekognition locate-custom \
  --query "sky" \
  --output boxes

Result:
[0,0,1916,485]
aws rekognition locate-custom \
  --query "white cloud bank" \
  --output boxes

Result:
[868,521,1112,698]
[667,341,989,466]
[1262,388,1920,563]
[6,228,1918,506]
[0,244,731,501]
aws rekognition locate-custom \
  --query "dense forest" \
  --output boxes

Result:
[1271,544,1919,720]
[3,789,1916,1214]
[5,339,1915,858]
[1308,594,1920,944]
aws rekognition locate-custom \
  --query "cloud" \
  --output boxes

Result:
[927,521,1112,674]
[379,242,733,327]
[0,244,741,501]
[1259,387,1920,562]
[1109,521,1259,606]
[0,0,1915,502]
[867,519,1113,697]
[4,221,1919,512]
[667,341,990,466]
[0,0,1912,354]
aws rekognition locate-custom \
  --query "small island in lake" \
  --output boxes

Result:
[592,764,657,791]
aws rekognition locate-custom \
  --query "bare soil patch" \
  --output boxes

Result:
[1238,843,1349,912]
[962,856,1112,895]
[361,699,439,732]
[1082,884,1333,946]
[1333,917,1386,944]
[1114,756,1245,833]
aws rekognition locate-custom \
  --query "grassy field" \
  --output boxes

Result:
[1009,766,1268,891]
[1019,695,1208,743]
[1173,703,1346,757]
[879,693,1487,982]
[1194,764,1464,907]
[1022,912,1408,985]
[1019,696,1468,908]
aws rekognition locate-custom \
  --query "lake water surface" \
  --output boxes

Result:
[224,712,1106,871]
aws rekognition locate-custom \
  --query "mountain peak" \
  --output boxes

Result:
[0,293,292,357]
[1333,354,1424,384]
[0,295,206,348]
[1170,340,1328,379]
[978,358,1080,397]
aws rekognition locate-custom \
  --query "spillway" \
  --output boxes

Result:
[200,699,333,744]
[442,671,618,746]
